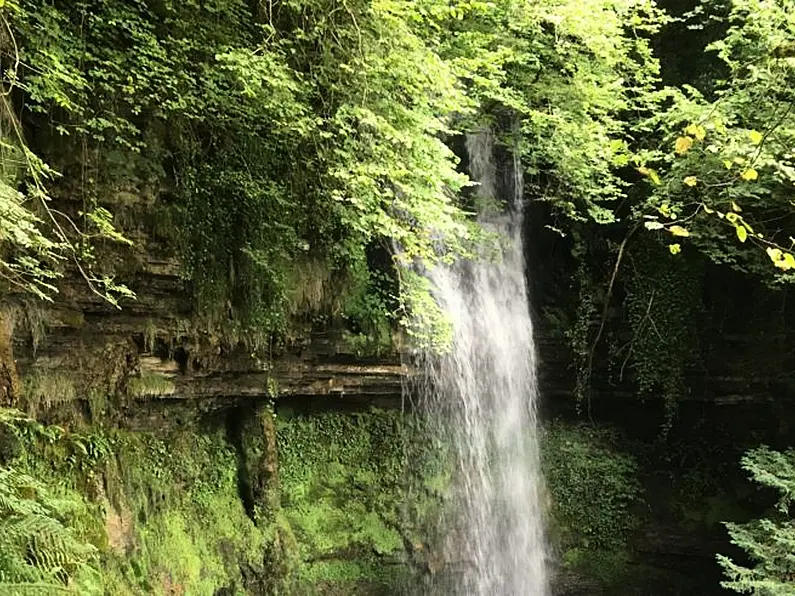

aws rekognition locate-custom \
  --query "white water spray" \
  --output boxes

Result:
[417,127,548,594]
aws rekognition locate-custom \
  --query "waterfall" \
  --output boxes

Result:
[415,127,548,594]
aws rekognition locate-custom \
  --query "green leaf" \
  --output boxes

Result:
[735,225,747,243]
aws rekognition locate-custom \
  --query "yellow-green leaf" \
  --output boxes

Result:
[684,176,698,187]
[669,243,681,255]
[723,160,733,169]
[649,170,660,185]
[668,225,690,237]
[731,201,742,212]
[685,123,706,141]
[774,251,795,270]
[736,225,747,243]
[637,166,660,185]
[659,203,677,219]
[645,221,664,230]
[675,136,694,155]
[740,168,758,181]
[768,247,783,261]
[748,130,764,145]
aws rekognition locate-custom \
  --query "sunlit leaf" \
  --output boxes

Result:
[675,136,694,155]
[767,247,784,263]
[774,252,795,270]
[685,123,706,141]
[740,168,758,181]
[669,243,681,255]
[644,221,664,230]
[684,176,698,187]
[736,225,747,243]
[731,201,742,212]
[638,166,660,185]
[668,225,690,237]
[748,130,764,145]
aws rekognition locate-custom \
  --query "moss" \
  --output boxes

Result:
[102,427,269,594]
[1,406,448,595]
[541,422,644,591]
[22,370,78,411]
[2,410,268,595]
[275,409,446,593]
[126,373,176,399]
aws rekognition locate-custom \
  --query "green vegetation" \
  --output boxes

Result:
[718,447,795,595]
[541,422,643,589]
[276,409,448,593]
[0,407,453,594]
[125,373,175,399]
[0,0,665,344]
[2,0,795,593]
[0,467,101,594]
[1,408,271,595]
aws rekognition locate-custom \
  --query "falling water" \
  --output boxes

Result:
[416,127,548,595]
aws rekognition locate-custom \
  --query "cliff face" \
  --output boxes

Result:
[7,255,407,423]
[3,204,795,595]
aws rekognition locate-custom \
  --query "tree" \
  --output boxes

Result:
[718,447,795,595]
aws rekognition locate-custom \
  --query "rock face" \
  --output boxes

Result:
[4,230,792,595]
[7,254,408,424]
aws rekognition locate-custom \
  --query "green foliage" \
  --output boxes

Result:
[276,409,446,592]
[0,408,270,595]
[0,407,448,595]
[560,0,795,418]
[103,428,269,595]
[0,1,134,305]
[622,241,702,427]
[0,410,109,594]
[541,422,642,555]
[719,446,795,595]
[338,258,397,356]
[635,0,795,280]
[2,0,681,347]
[0,467,101,594]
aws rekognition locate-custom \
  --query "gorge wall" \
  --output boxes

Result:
[2,1,795,593]
[2,197,794,594]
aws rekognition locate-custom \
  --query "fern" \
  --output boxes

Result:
[0,467,101,594]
